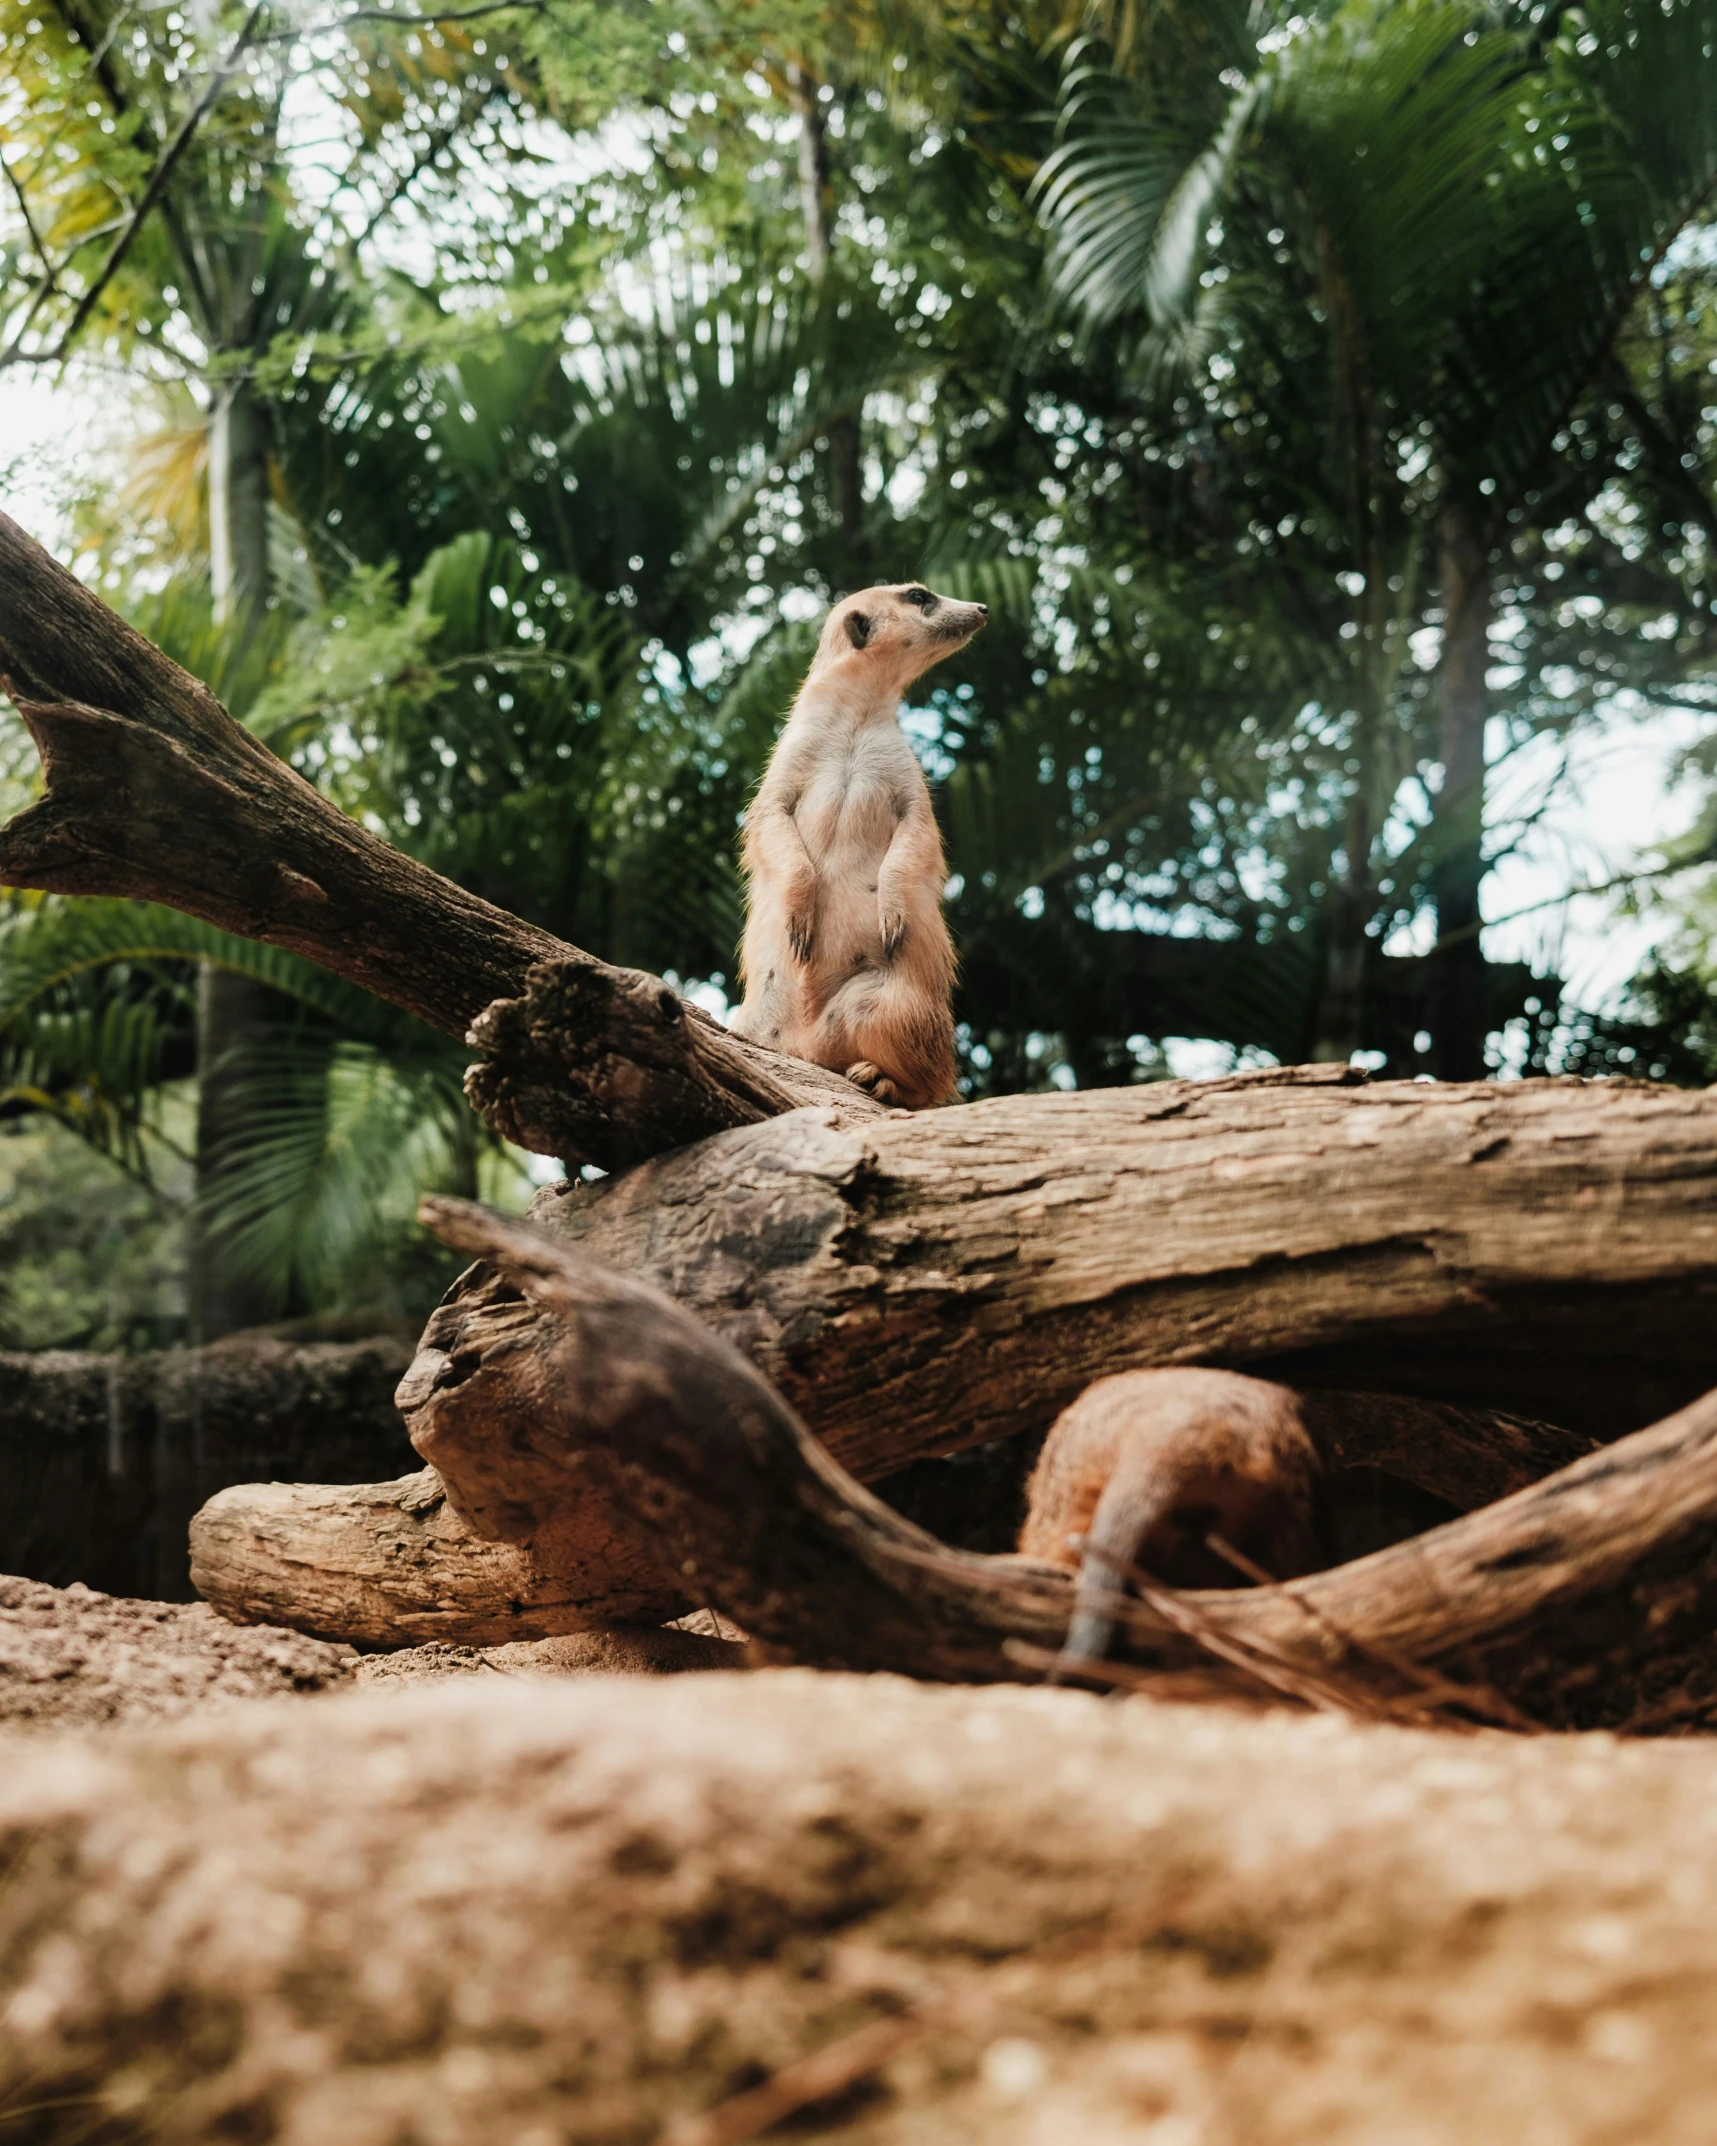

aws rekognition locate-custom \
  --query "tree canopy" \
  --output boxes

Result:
[3,0,1717,1340]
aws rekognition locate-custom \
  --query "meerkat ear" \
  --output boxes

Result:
[844,611,875,650]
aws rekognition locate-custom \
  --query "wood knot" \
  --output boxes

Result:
[278,866,329,905]
[655,988,683,1025]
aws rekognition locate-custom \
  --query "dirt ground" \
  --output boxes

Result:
[5,1640,1717,2145]
[0,1574,745,1730]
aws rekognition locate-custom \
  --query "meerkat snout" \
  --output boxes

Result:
[730,582,983,1110]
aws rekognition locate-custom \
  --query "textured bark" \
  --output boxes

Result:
[0,508,876,1170]
[0,1335,413,1601]
[404,1070,1717,1515]
[400,1195,1717,1727]
[463,953,880,1172]
[189,1467,686,1647]
[182,1394,1588,1651]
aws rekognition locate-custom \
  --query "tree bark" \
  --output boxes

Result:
[402,1071,1717,1518]
[0,507,881,1171]
[198,369,300,1336]
[183,1388,1594,1650]
[1433,493,1492,1081]
[207,376,271,643]
[188,1467,685,1647]
[193,964,311,1338]
[401,1195,1717,1729]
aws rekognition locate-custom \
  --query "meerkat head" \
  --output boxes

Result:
[813,583,988,696]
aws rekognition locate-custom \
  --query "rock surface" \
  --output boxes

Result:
[4,1671,1717,2144]
[351,1625,745,1686]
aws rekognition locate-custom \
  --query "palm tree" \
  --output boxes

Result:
[1035,0,1717,1073]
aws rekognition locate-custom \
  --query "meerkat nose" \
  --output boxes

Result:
[976,603,988,618]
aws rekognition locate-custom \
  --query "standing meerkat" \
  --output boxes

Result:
[730,582,986,1109]
[1018,1368,1326,1675]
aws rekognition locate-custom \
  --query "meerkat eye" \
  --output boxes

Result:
[844,611,875,649]
[900,586,937,612]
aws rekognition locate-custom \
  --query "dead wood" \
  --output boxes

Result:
[407,1196,1717,1727]
[0,507,878,1170]
[188,1467,686,1647]
[404,1073,1717,1535]
[181,1390,1583,1650]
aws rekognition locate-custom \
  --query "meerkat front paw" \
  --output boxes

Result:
[786,882,819,961]
[845,1060,903,1105]
[879,905,907,957]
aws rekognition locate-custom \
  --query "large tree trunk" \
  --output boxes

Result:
[1433,493,1492,1081]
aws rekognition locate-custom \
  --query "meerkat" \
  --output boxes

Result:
[730,582,987,1110]
[1018,1368,1326,1678]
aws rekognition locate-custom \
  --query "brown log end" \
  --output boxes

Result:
[189,1467,687,1649]
[462,953,887,1166]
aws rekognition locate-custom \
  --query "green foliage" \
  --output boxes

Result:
[7,0,1717,1346]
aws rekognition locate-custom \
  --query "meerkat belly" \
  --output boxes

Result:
[797,769,900,959]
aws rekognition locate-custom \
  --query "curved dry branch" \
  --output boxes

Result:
[410,1195,1717,1728]
[0,506,879,1168]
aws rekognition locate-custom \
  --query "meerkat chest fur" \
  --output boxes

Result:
[772,698,929,962]
[733,582,986,1111]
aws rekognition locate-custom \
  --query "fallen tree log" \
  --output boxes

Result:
[187,1389,1593,1649]
[0,507,879,1172]
[189,1467,685,1646]
[12,502,1717,1702]
[393,1197,1717,1728]
[402,1072,1717,1522]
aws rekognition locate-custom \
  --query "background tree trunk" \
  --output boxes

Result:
[787,58,866,572]
[1433,493,1492,1080]
[197,366,306,1334]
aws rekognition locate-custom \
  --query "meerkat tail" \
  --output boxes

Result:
[1049,1455,1178,1684]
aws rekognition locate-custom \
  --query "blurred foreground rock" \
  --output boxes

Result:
[5,1672,1717,2145]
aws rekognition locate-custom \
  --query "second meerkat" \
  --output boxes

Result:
[1019,1368,1327,1677]
[731,582,986,1109]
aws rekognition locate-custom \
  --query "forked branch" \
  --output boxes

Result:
[0,507,878,1167]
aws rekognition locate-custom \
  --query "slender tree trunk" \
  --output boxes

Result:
[786,60,865,570]
[1432,495,1491,1082]
[1312,787,1372,1061]
[207,377,271,641]
[197,370,289,1337]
